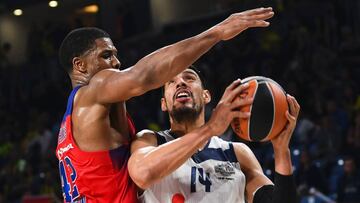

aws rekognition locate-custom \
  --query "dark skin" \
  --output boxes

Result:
[67,7,274,152]
[71,38,130,151]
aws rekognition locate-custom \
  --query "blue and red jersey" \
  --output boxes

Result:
[56,86,138,202]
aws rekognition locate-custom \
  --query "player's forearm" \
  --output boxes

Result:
[133,28,220,91]
[131,125,214,189]
[273,148,293,175]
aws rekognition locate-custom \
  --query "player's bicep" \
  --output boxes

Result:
[233,143,273,203]
[90,68,148,104]
[128,130,159,188]
[130,129,158,154]
[129,130,159,171]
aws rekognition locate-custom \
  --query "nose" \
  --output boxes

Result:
[112,56,121,69]
[175,77,187,89]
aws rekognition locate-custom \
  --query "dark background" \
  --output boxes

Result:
[0,0,359,202]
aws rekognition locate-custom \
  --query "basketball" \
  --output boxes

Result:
[231,76,288,142]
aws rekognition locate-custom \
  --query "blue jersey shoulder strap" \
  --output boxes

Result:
[191,138,238,164]
[62,86,82,122]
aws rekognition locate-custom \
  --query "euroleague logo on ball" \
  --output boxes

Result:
[231,76,288,142]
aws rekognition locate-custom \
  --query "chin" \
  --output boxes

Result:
[170,105,202,123]
[175,106,194,112]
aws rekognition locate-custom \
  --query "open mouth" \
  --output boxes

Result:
[174,89,192,102]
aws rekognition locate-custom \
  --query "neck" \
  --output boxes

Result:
[169,112,205,136]
[70,72,90,88]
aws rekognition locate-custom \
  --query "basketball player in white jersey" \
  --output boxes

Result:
[128,66,299,203]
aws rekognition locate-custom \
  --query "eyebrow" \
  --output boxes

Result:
[104,47,117,52]
[183,70,199,77]
[100,49,117,55]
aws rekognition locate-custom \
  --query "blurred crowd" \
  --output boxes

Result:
[0,0,359,202]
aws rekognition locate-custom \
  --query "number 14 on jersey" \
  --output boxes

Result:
[190,166,212,193]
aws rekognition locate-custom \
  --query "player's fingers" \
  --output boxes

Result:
[231,111,251,119]
[282,123,294,139]
[240,7,273,16]
[245,11,274,21]
[230,97,253,110]
[248,20,270,28]
[222,79,242,100]
[286,110,295,121]
[291,97,300,116]
[225,82,250,102]
[224,79,242,92]
[293,97,301,113]
[285,111,296,137]
[287,94,297,116]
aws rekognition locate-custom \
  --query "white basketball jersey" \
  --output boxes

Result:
[139,130,246,203]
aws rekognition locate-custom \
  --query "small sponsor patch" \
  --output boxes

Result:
[58,124,67,144]
[57,144,74,159]
[214,163,235,177]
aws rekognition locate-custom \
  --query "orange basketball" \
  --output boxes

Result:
[231,76,288,142]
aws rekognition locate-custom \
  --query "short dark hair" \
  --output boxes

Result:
[59,27,110,73]
[189,65,206,89]
[161,65,207,95]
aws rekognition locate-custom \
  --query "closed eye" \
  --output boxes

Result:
[101,50,118,59]
[184,75,196,81]
[101,52,112,59]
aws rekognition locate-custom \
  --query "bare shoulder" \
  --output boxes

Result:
[232,142,263,172]
[86,67,145,103]
[232,142,255,159]
[87,68,120,90]
[71,69,118,105]
[71,69,123,113]
[136,129,158,143]
[131,129,158,153]
[91,68,120,81]
[79,69,121,104]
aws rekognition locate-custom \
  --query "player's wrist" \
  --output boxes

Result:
[274,148,293,175]
[273,147,290,159]
[203,25,222,42]
[202,123,217,138]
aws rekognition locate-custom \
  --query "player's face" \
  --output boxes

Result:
[82,38,121,76]
[162,69,210,123]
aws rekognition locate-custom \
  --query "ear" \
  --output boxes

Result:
[161,98,168,112]
[73,57,87,73]
[203,90,211,104]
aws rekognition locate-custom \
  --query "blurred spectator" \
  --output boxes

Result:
[0,42,11,69]
[343,111,360,163]
[337,156,360,203]
[296,150,328,194]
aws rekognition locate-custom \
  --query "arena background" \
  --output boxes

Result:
[0,0,359,202]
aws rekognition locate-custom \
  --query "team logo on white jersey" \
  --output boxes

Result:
[214,163,235,178]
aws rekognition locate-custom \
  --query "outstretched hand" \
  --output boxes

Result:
[207,79,253,136]
[271,94,300,152]
[213,7,274,41]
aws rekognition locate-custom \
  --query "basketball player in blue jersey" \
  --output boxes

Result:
[128,67,300,203]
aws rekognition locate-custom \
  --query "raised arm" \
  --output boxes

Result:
[236,94,300,203]
[271,95,300,175]
[92,7,274,103]
[128,80,253,189]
